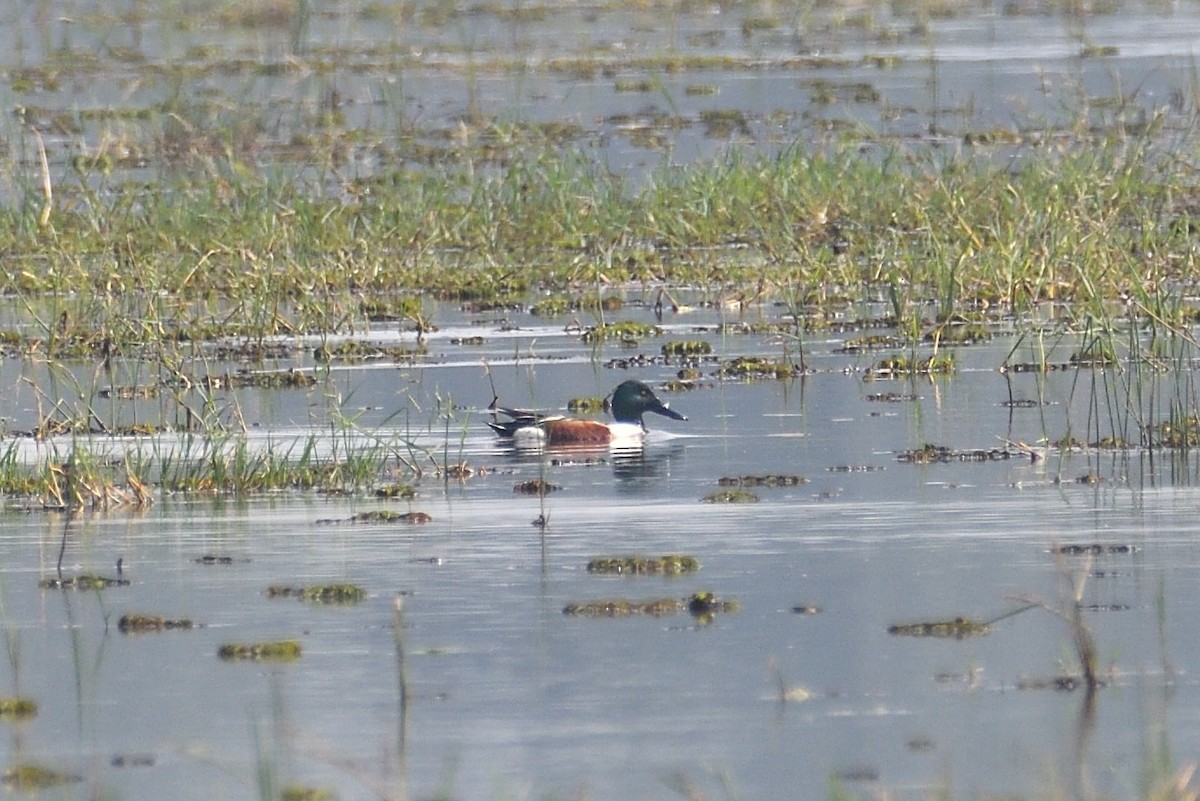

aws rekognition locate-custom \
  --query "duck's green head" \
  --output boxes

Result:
[608,380,687,427]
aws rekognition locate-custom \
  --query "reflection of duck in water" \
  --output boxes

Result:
[488,379,687,449]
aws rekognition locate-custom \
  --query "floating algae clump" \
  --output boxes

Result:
[581,321,662,343]
[887,617,990,639]
[702,489,759,503]
[514,479,561,495]
[0,698,37,720]
[567,396,605,412]
[281,787,336,801]
[661,340,713,357]
[867,354,955,378]
[563,592,737,619]
[266,584,367,604]
[2,763,81,789]
[716,356,802,380]
[586,555,700,575]
[717,474,806,487]
[218,640,302,661]
[39,574,129,590]
[118,614,195,633]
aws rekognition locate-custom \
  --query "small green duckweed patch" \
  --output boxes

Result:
[896,444,1032,464]
[201,368,316,391]
[866,354,956,378]
[281,787,337,801]
[586,555,700,575]
[218,640,302,662]
[313,342,428,363]
[193,554,249,565]
[117,614,196,633]
[716,356,803,380]
[563,591,738,618]
[887,617,990,639]
[266,584,367,604]
[702,489,759,503]
[0,698,38,721]
[515,479,562,495]
[316,510,431,524]
[581,321,662,343]
[1,763,81,789]
[1052,543,1137,556]
[567,396,605,413]
[661,340,713,357]
[38,574,130,590]
[717,474,806,487]
[374,484,418,500]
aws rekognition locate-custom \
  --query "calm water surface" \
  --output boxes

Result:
[2,297,1199,801]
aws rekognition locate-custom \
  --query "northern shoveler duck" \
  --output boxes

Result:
[488,379,686,448]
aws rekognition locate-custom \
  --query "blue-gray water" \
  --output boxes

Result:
[1,295,1198,800]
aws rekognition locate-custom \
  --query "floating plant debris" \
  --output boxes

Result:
[117,614,196,633]
[717,474,806,487]
[581,321,662,343]
[199,368,316,391]
[281,786,337,801]
[110,753,155,768]
[835,335,903,353]
[1,763,81,789]
[0,697,37,720]
[925,323,991,345]
[38,574,129,590]
[1017,675,1105,692]
[514,479,561,495]
[313,341,427,363]
[586,555,700,575]
[1052,543,1137,555]
[317,510,431,524]
[716,355,803,380]
[865,392,918,403]
[217,640,302,662]
[374,483,418,499]
[866,354,955,378]
[661,340,713,357]
[266,584,367,604]
[887,617,990,639]
[567,396,605,412]
[193,554,247,565]
[563,592,737,618]
[701,489,759,503]
[896,444,1032,464]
